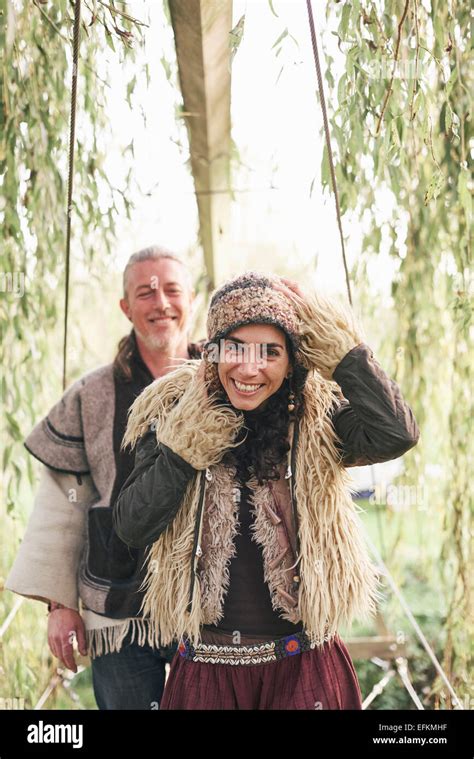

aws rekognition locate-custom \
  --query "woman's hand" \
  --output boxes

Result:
[271,276,308,305]
[271,276,365,380]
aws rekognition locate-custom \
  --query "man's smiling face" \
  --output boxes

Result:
[120,258,194,350]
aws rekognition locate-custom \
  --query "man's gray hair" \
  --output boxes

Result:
[122,245,193,298]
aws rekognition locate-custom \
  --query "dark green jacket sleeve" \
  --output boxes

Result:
[330,343,420,467]
[112,426,197,548]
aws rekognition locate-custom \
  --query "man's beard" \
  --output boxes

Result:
[135,325,177,352]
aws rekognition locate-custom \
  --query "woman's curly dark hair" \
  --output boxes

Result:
[218,335,308,484]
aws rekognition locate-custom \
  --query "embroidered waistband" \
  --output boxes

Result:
[178,630,316,666]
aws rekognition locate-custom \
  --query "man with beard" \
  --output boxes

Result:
[6,246,204,709]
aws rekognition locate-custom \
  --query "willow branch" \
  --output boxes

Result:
[375,0,410,136]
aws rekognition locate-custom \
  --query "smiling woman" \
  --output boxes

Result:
[113,270,420,710]
[217,324,291,412]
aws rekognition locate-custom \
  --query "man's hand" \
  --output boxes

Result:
[47,608,87,673]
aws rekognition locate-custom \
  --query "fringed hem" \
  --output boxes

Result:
[86,617,156,659]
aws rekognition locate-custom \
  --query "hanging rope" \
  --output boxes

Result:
[62,0,82,391]
[0,597,24,639]
[305,0,352,306]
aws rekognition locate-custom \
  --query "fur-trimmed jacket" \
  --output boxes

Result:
[113,295,420,649]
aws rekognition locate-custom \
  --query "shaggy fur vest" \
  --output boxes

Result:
[124,361,383,650]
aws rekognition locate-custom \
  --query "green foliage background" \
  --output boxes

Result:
[0,0,472,710]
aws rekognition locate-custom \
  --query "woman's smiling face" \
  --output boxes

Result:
[217,323,291,411]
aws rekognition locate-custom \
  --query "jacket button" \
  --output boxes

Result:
[205,469,212,481]
[196,545,203,557]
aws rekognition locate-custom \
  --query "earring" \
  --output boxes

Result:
[287,375,295,412]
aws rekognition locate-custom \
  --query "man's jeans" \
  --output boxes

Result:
[91,627,178,710]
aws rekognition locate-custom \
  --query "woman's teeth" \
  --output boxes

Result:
[232,379,263,394]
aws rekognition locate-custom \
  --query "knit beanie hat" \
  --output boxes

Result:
[203,271,308,396]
